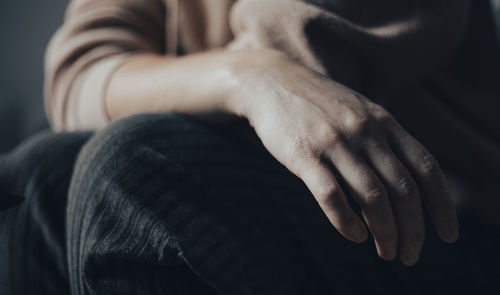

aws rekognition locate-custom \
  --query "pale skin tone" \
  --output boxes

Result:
[106,49,459,266]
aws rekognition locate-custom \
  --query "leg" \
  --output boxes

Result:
[68,113,348,295]
[0,131,91,295]
[68,113,498,295]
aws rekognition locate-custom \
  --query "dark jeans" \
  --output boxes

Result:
[0,114,498,295]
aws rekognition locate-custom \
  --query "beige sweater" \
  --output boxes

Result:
[45,0,500,224]
[45,0,235,130]
[45,0,498,145]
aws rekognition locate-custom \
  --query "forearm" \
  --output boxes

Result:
[105,50,267,122]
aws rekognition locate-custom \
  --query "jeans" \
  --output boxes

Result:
[0,114,498,295]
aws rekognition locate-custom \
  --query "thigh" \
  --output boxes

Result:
[67,113,497,295]
[0,131,91,295]
[68,113,344,294]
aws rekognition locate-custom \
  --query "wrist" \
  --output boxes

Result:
[223,49,288,119]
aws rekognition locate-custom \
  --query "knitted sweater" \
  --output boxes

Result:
[44,0,500,186]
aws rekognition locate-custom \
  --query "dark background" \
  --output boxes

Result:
[0,0,499,154]
[0,0,67,153]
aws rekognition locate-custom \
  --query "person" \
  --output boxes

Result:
[1,0,499,294]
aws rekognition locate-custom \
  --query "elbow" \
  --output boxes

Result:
[43,27,137,131]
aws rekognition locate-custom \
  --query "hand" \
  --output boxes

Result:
[227,50,459,266]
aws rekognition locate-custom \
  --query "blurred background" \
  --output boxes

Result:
[0,0,499,154]
[0,0,67,153]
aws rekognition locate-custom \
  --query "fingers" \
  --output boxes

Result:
[299,159,368,243]
[365,143,426,266]
[388,124,459,244]
[327,144,398,261]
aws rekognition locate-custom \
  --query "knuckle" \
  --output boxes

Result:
[363,186,386,206]
[316,185,341,206]
[316,123,336,139]
[377,112,395,127]
[397,178,418,200]
[317,124,342,148]
[420,154,440,176]
[344,111,372,135]
[372,105,392,122]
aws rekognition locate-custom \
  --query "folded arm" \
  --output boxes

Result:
[44,0,166,130]
[45,0,462,265]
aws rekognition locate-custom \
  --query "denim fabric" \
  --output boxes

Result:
[0,114,499,295]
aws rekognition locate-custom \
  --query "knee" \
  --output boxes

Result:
[66,114,202,285]
[73,113,198,175]
[66,114,188,258]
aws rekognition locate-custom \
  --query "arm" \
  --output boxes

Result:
[106,48,459,266]
[44,0,166,130]
[105,50,251,122]
[45,0,459,266]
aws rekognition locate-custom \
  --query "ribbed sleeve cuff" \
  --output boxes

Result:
[72,54,130,130]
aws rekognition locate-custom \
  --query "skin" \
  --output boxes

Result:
[106,49,459,266]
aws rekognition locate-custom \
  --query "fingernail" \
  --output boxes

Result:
[381,248,397,261]
[377,244,397,261]
[402,252,420,266]
[352,227,368,243]
[442,222,459,243]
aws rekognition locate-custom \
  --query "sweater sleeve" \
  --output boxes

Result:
[228,0,471,98]
[44,0,166,131]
